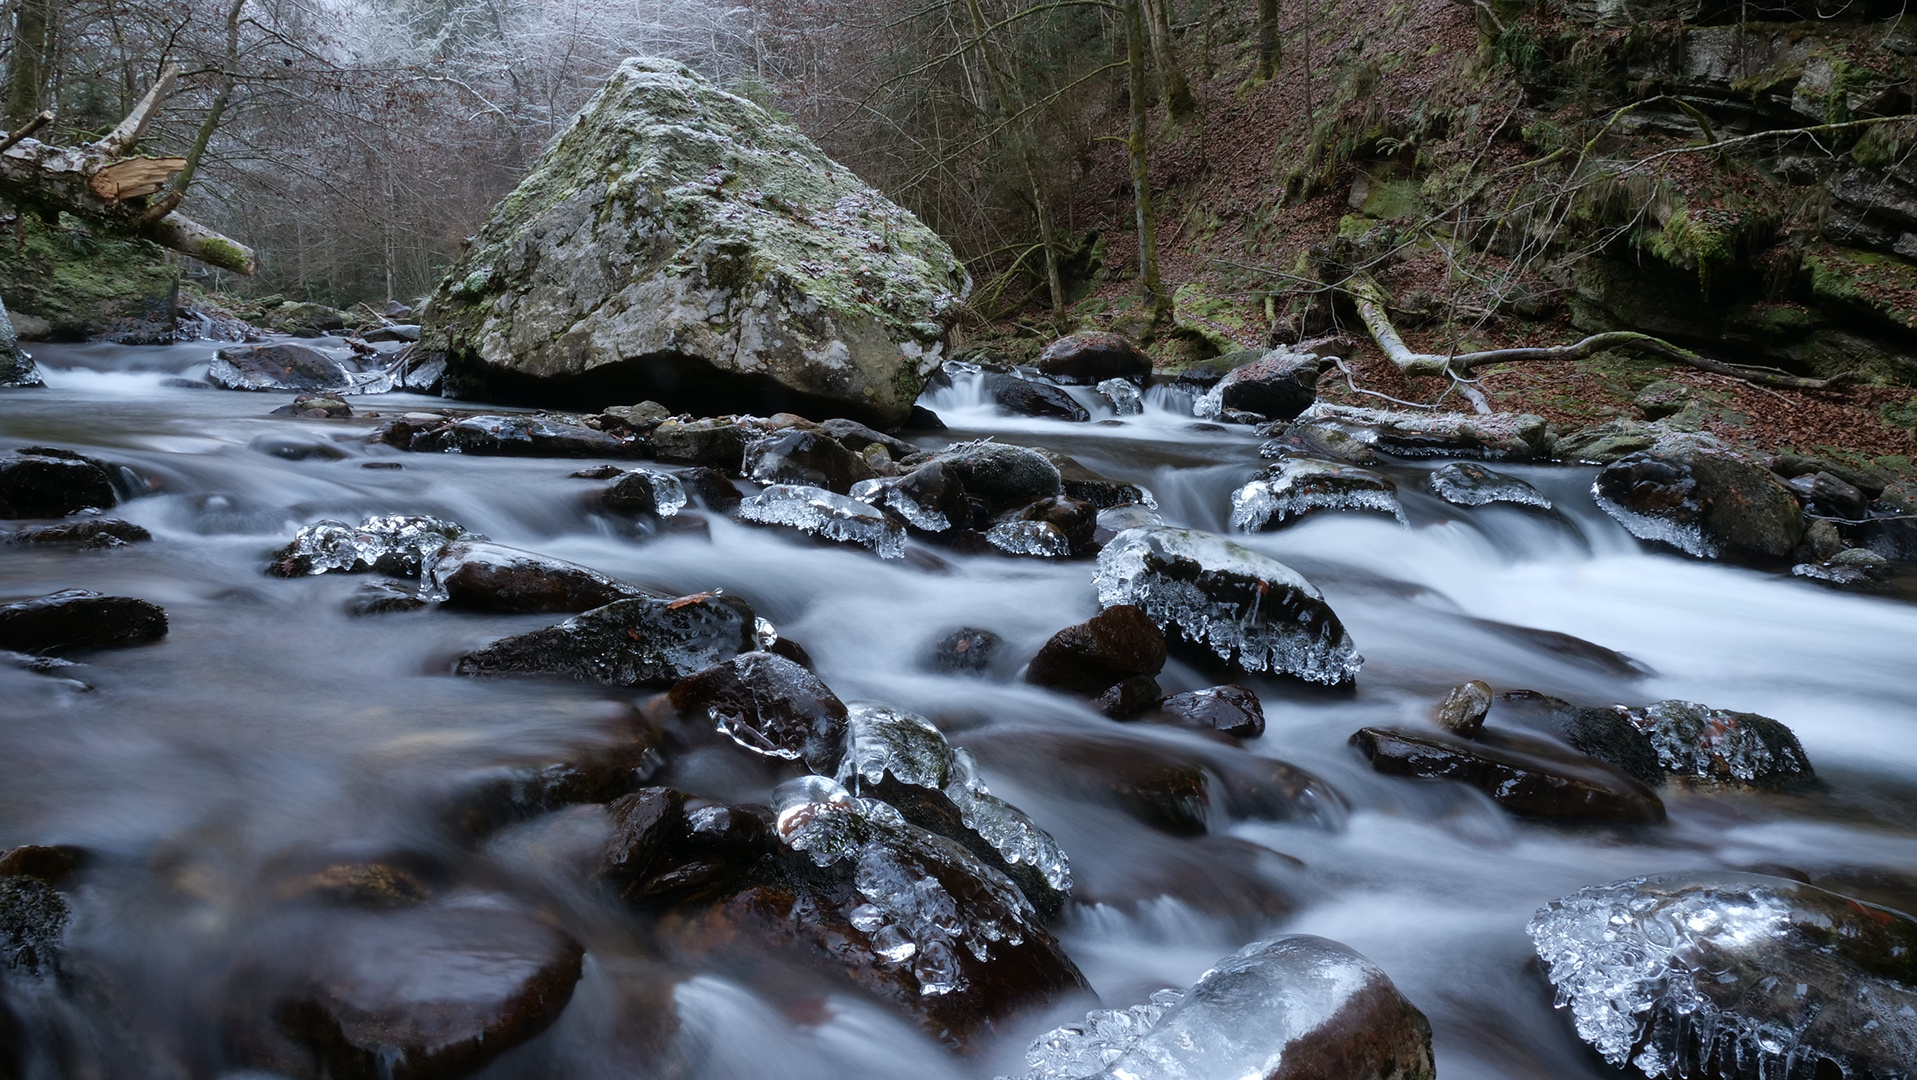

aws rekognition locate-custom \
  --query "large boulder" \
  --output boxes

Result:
[1593,433,1805,565]
[0,591,167,654]
[1194,350,1321,421]
[1036,331,1152,385]
[0,447,123,518]
[420,58,969,425]
[0,297,41,388]
[455,592,757,685]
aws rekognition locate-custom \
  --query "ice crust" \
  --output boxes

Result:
[737,483,907,558]
[1592,485,1717,558]
[1097,378,1144,416]
[1228,459,1405,531]
[836,703,1072,893]
[630,470,689,517]
[1094,526,1362,685]
[986,520,1072,557]
[773,774,1040,997]
[1427,462,1552,509]
[275,514,474,577]
[1017,990,1187,1080]
[1528,873,1917,1079]
[1623,700,1813,785]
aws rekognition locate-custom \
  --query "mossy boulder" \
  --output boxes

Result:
[0,215,176,342]
[420,57,969,426]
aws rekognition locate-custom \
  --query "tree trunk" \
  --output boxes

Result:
[1125,0,1165,315]
[1257,0,1281,82]
[1144,0,1196,121]
[5,0,55,127]
[963,0,1067,317]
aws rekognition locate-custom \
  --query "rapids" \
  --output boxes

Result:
[5,339,1917,1079]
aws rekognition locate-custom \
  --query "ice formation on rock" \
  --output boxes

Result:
[271,514,474,577]
[1621,700,1813,787]
[1529,873,1917,1079]
[1591,484,1717,559]
[737,483,907,558]
[986,520,1072,557]
[835,704,1072,893]
[623,470,688,517]
[1096,378,1144,416]
[773,775,1041,997]
[1426,461,1552,509]
[1228,458,1405,531]
[1094,526,1362,685]
[1018,990,1186,1080]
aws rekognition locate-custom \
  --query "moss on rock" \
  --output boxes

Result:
[0,215,176,340]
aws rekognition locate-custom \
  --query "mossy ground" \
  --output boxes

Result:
[0,213,175,336]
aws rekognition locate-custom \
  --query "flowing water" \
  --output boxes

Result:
[5,340,1917,1079]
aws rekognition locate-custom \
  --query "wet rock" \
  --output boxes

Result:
[343,580,428,616]
[597,468,688,517]
[669,651,848,773]
[933,441,1063,509]
[1095,526,1362,686]
[1467,619,1652,680]
[1069,834,1302,924]
[0,876,68,980]
[5,518,149,548]
[1426,462,1552,510]
[736,483,907,558]
[677,466,745,511]
[983,369,1091,422]
[1432,680,1492,737]
[269,515,470,578]
[1288,403,1554,460]
[407,413,635,457]
[421,59,965,426]
[1793,547,1892,590]
[991,496,1097,557]
[818,417,917,459]
[873,459,969,532]
[926,627,1000,675]
[1257,425,1382,466]
[0,447,122,519]
[455,591,757,686]
[1036,331,1153,385]
[208,343,359,392]
[396,350,445,395]
[442,736,667,836]
[1193,350,1321,422]
[0,590,167,654]
[249,435,350,461]
[965,729,1211,835]
[1501,691,1666,788]
[270,394,353,419]
[261,300,349,337]
[259,905,584,1080]
[422,540,646,613]
[1093,503,1164,544]
[744,428,876,494]
[1530,872,1917,1080]
[1094,675,1164,720]
[270,853,435,909]
[1154,684,1265,738]
[1620,699,1814,791]
[1026,605,1167,693]
[1352,726,1666,824]
[1033,449,1157,510]
[0,295,42,388]
[596,401,673,434]
[1593,434,1804,565]
[0,847,80,887]
[1784,470,1867,520]
[648,417,753,467]
[1230,458,1405,531]
[361,324,420,344]
[1016,935,1434,1080]
[1096,378,1144,415]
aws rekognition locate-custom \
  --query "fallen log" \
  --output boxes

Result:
[0,66,255,275]
[1345,273,1844,399]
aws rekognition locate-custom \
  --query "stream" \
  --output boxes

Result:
[5,338,1917,1079]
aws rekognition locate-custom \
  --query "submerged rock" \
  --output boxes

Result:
[1037,331,1152,385]
[1432,680,1492,737]
[1192,350,1321,422]
[1426,462,1552,510]
[597,469,688,518]
[1153,685,1265,738]
[421,540,646,613]
[1593,434,1804,565]
[343,580,428,616]
[1529,873,1917,1080]
[1095,526,1362,686]
[419,58,967,425]
[1230,458,1405,531]
[1287,403,1554,460]
[1034,449,1157,511]
[736,483,907,558]
[456,592,757,686]
[0,447,124,519]
[5,518,149,548]
[0,876,68,979]
[1015,935,1434,1080]
[1352,727,1666,824]
[1025,605,1167,694]
[0,590,167,654]
[269,515,471,578]
[669,651,849,773]
[926,628,1001,675]
[208,343,376,393]
[402,413,635,457]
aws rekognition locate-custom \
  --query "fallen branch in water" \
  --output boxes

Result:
[1344,274,1847,397]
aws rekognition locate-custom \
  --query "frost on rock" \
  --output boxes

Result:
[1009,936,1433,1080]
[613,469,688,517]
[986,520,1072,557]
[1592,483,1717,559]
[1427,461,1552,510]
[885,484,953,533]
[1094,526,1362,686]
[1291,403,1554,460]
[773,775,1042,997]
[737,483,907,559]
[834,704,1072,894]
[1528,873,1917,1080]
[1228,458,1405,531]
[1097,378,1145,416]
[270,514,474,578]
[1621,700,1813,789]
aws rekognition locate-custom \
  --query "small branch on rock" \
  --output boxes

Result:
[1345,274,1846,395]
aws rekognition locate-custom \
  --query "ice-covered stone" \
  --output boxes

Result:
[1011,936,1434,1080]
[1620,699,1813,790]
[773,775,1043,997]
[269,514,473,578]
[1229,458,1405,531]
[456,591,757,686]
[736,483,907,558]
[1095,526,1362,685]
[601,469,687,517]
[986,520,1072,557]
[1287,403,1553,460]
[1529,873,1917,1079]
[1592,437,1804,566]
[1096,378,1145,415]
[945,747,1072,895]
[1426,461,1552,510]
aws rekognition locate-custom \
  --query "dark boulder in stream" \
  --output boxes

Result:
[595,468,688,518]
[4,518,149,548]
[1593,433,1804,565]
[1094,526,1362,686]
[930,441,1062,509]
[421,540,646,613]
[1352,726,1666,824]
[1193,349,1322,422]
[0,590,166,654]
[1152,684,1266,738]
[668,651,849,773]
[1229,457,1404,531]
[0,448,124,519]
[1504,692,1814,791]
[456,592,757,686]
[1283,404,1554,460]
[208,343,367,393]
[981,368,1090,422]
[1426,462,1552,509]
[736,484,907,558]
[0,297,41,389]
[1,875,68,980]
[270,515,470,578]
[1530,872,1917,1080]
[1014,935,1434,1080]
[1036,331,1153,385]
[744,428,876,494]
[1025,605,1167,693]
[400,413,636,458]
